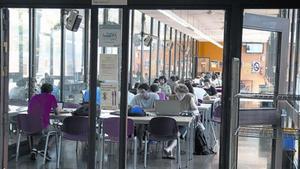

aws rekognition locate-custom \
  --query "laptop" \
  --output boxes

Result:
[155,100,181,116]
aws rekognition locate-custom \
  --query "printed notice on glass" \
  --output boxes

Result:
[99,25,121,47]
[101,83,119,110]
[92,0,127,5]
[99,54,118,81]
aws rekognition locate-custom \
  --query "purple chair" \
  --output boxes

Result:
[158,92,167,101]
[16,114,58,164]
[57,116,89,168]
[144,117,181,168]
[100,117,137,169]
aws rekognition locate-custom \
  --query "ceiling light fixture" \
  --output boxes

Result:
[158,10,223,48]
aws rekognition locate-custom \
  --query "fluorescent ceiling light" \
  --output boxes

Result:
[158,10,223,48]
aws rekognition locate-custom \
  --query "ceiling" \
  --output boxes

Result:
[140,9,280,46]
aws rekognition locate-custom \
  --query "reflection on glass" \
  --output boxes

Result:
[158,22,165,76]
[240,29,278,94]
[64,9,85,103]
[35,9,61,100]
[9,8,29,104]
[132,10,142,84]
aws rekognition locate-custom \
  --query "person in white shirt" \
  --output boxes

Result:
[192,83,210,102]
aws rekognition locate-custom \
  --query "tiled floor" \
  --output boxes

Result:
[8,140,219,169]
[8,127,276,169]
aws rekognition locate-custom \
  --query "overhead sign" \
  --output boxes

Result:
[92,0,127,5]
[252,61,260,72]
[99,25,122,47]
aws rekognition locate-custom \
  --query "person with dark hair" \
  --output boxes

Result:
[129,82,140,95]
[203,79,217,96]
[150,83,167,100]
[130,83,159,109]
[153,78,159,84]
[158,76,172,96]
[27,83,59,161]
[211,73,222,87]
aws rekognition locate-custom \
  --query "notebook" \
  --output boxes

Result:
[155,100,181,116]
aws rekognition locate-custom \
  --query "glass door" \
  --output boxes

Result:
[236,11,289,169]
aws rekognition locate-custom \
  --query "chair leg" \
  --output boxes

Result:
[43,133,51,164]
[100,135,104,169]
[210,121,217,146]
[134,137,137,169]
[144,136,148,168]
[177,137,181,169]
[57,134,62,169]
[16,132,21,162]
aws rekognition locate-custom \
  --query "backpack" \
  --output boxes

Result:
[194,123,216,155]
[72,104,89,116]
[128,106,146,116]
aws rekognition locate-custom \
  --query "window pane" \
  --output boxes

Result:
[35,9,61,100]
[158,22,165,76]
[142,15,151,83]
[150,19,158,82]
[64,9,86,103]
[165,26,170,77]
[132,10,142,84]
[170,29,175,76]
[108,8,119,24]
[9,8,29,105]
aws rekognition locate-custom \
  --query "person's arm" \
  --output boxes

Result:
[190,97,199,115]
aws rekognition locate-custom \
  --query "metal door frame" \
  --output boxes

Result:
[239,13,290,169]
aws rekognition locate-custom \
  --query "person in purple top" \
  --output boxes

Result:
[28,83,59,161]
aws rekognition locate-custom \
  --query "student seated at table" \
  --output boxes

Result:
[158,76,172,96]
[82,81,101,106]
[130,83,159,109]
[164,84,199,158]
[130,83,159,149]
[149,83,167,101]
[203,79,217,96]
[27,83,60,161]
[192,83,210,103]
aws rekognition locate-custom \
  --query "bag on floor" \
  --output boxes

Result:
[194,124,216,155]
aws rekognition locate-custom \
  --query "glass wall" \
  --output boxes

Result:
[132,10,142,84]
[142,15,151,83]
[35,9,61,100]
[63,9,85,103]
[9,8,29,105]
[150,19,158,82]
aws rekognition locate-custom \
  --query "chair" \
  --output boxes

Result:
[144,117,181,168]
[157,92,168,101]
[16,114,58,164]
[57,116,89,168]
[210,105,221,146]
[100,117,137,169]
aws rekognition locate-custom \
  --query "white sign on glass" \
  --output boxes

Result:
[99,25,121,47]
[99,54,118,81]
[101,83,119,110]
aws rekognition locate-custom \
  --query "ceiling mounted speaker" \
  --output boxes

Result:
[144,35,153,47]
[65,10,82,32]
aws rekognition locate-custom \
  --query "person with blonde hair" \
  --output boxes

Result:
[164,84,199,158]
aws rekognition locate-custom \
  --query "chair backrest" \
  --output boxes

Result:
[16,114,44,135]
[103,117,134,142]
[157,92,167,101]
[62,116,89,141]
[212,105,221,123]
[148,117,178,141]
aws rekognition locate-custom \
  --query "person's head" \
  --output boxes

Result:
[158,76,167,84]
[175,76,180,81]
[184,81,194,94]
[41,83,53,93]
[170,76,176,82]
[212,74,217,80]
[204,79,211,87]
[153,78,159,84]
[16,79,26,87]
[174,84,189,101]
[137,83,150,99]
[150,83,159,93]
